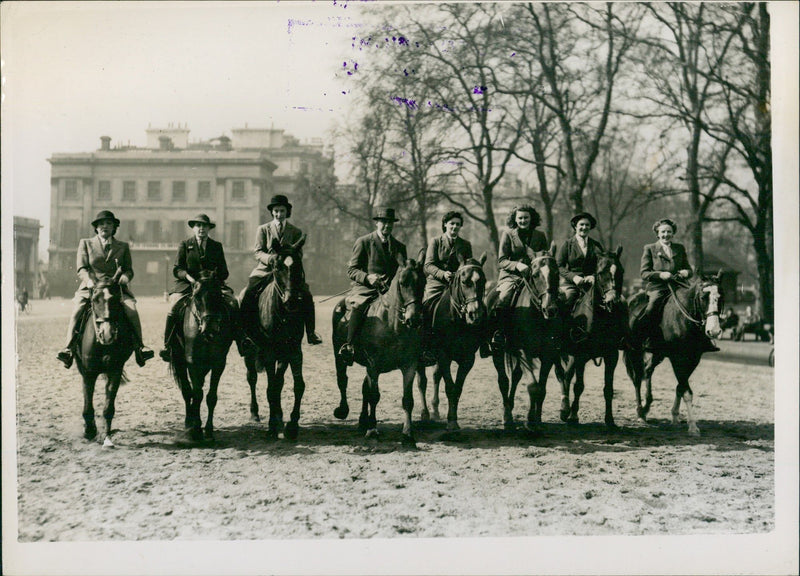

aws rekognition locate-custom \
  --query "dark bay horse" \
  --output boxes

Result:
[168,270,233,442]
[243,236,307,440]
[332,252,425,446]
[488,245,562,432]
[624,274,724,435]
[74,276,134,446]
[557,247,626,429]
[416,254,487,430]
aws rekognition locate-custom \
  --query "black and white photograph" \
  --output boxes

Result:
[2,2,797,574]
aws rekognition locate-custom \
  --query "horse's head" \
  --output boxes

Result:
[90,279,122,345]
[595,246,625,309]
[271,235,306,311]
[452,252,488,325]
[392,249,425,329]
[528,243,560,319]
[191,270,225,339]
[696,271,724,339]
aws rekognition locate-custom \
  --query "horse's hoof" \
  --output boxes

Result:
[365,428,379,439]
[606,420,619,432]
[636,406,647,419]
[688,426,700,437]
[333,405,349,420]
[285,421,299,441]
[84,425,98,441]
[250,413,261,423]
[358,415,370,432]
[103,436,115,448]
[433,410,441,421]
[524,423,541,436]
[503,421,516,432]
[446,421,460,432]
[420,409,430,422]
[401,434,417,449]
[190,428,204,442]
[559,409,570,422]
[204,428,215,442]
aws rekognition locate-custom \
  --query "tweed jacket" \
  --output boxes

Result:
[75,235,134,297]
[170,236,229,294]
[497,228,549,283]
[250,220,306,280]
[424,234,473,283]
[640,241,693,290]
[556,236,605,285]
[347,231,407,290]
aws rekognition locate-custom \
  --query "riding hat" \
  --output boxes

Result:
[267,194,293,212]
[373,207,399,222]
[187,213,216,229]
[570,212,597,229]
[652,218,677,234]
[91,210,120,228]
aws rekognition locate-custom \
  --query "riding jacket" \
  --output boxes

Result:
[423,234,473,304]
[640,241,692,292]
[556,236,604,288]
[171,236,229,295]
[76,235,135,299]
[497,228,548,283]
[346,231,407,308]
[250,220,306,282]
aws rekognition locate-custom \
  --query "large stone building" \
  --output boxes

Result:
[14,216,41,296]
[47,125,344,297]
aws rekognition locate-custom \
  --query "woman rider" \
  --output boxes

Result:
[159,213,255,361]
[56,210,154,368]
[556,212,604,312]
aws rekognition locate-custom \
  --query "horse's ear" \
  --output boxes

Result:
[549,241,557,257]
[615,245,623,259]
[292,234,307,251]
[715,269,723,283]
[479,252,487,266]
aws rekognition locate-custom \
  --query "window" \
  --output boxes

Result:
[145,220,162,243]
[229,221,246,249]
[232,181,246,201]
[172,181,186,202]
[117,220,135,242]
[97,180,111,201]
[64,180,78,201]
[171,221,185,242]
[123,181,136,202]
[147,181,161,201]
[61,220,79,246]
[197,181,212,201]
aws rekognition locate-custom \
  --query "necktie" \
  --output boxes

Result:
[198,240,205,257]
[277,222,284,239]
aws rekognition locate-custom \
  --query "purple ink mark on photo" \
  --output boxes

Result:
[511,52,516,57]
[391,96,418,110]
[473,86,487,95]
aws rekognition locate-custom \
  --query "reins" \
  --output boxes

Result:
[449,263,483,318]
[522,255,557,313]
[668,280,705,326]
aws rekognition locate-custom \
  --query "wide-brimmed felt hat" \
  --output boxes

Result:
[188,213,216,229]
[570,212,597,229]
[91,210,120,228]
[373,207,399,222]
[652,218,677,234]
[267,194,293,212]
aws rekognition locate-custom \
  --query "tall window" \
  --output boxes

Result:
[97,180,111,201]
[147,181,161,201]
[145,220,162,243]
[229,221,246,249]
[232,181,246,201]
[197,181,212,201]
[64,180,78,201]
[117,220,135,242]
[171,221,185,242]
[123,181,136,202]
[61,220,79,246]
[172,181,186,202]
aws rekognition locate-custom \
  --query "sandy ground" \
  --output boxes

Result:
[11,297,774,541]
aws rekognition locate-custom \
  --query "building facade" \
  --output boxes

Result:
[47,125,341,297]
[14,216,41,296]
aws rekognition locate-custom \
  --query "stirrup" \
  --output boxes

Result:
[490,330,506,353]
[159,348,171,362]
[307,332,323,345]
[57,348,74,369]
[339,343,354,366]
[135,346,154,367]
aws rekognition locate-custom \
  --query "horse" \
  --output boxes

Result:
[488,245,562,432]
[332,252,426,447]
[416,254,488,430]
[73,274,134,446]
[243,236,307,440]
[167,269,233,443]
[624,273,724,435]
[557,246,627,429]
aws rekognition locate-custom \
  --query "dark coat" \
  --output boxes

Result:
[250,220,306,280]
[424,234,473,300]
[76,235,134,297]
[170,236,229,295]
[640,241,693,291]
[497,228,549,283]
[346,232,407,307]
[557,236,605,285]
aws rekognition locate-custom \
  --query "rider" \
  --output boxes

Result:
[636,218,719,352]
[159,214,256,361]
[556,212,604,312]
[56,210,155,369]
[239,195,323,345]
[421,211,474,364]
[490,204,549,351]
[338,207,407,366]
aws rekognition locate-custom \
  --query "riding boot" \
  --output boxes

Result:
[421,329,438,366]
[490,307,510,352]
[57,304,85,368]
[123,306,154,367]
[303,291,323,345]
[159,313,175,362]
[339,307,366,366]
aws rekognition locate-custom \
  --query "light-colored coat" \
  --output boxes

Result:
[250,220,306,280]
[423,234,473,304]
[640,241,692,291]
[76,236,134,298]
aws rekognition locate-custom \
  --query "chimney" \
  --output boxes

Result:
[100,136,111,151]
[158,136,172,151]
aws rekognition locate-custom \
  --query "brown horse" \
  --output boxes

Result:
[243,236,307,440]
[488,245,562,432]
[624,274,724,435]
[167,270,234,443]
[332,252,425,446]
[416,254,488,430]
[557,247,626,429]
[74,275,134,446]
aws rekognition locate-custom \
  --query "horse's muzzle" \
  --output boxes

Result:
[95,321,117,345]
[705,315,722,339]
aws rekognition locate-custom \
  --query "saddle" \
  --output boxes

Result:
[425,291,454,332]
[566,287,595,343]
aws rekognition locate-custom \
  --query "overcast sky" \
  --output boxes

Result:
[2,1,371,256]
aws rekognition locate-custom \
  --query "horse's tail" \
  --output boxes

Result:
[623,347,644,384]
[168,350,189,390]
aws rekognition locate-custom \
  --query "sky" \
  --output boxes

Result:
[2,1,372,257]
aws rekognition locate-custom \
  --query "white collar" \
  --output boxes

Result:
[377,232,389,244]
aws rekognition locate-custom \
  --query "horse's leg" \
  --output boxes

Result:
[492,352,514,430]
[204,361,225,441]
[358,374,371,432]
[416,365,430,422]
[559,355,576,422]
[265,359,283,439]
[364,371,381,438]
[446,357,473,432]
[432,364,443,421]
[400,365,417,447]
[568,359,585,424]
[82,373,99,440]
[186,365,206,441]
[669,353,702,435]
[641,350,664,421]
[245,355,260,423]
[532,355,556,428]
[285,349,305,441]
[603,351,619,430]
[624,348,646,420]
[102,372,123,446]
[333,353,350,420]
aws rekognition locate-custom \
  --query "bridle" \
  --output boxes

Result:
[383,265,422,327]
[190,278,223,335]
[668,279,721,326]
[91,282,122,343]
[523,254,558,314]
[593,258,621,313]
[450,262,485,318]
